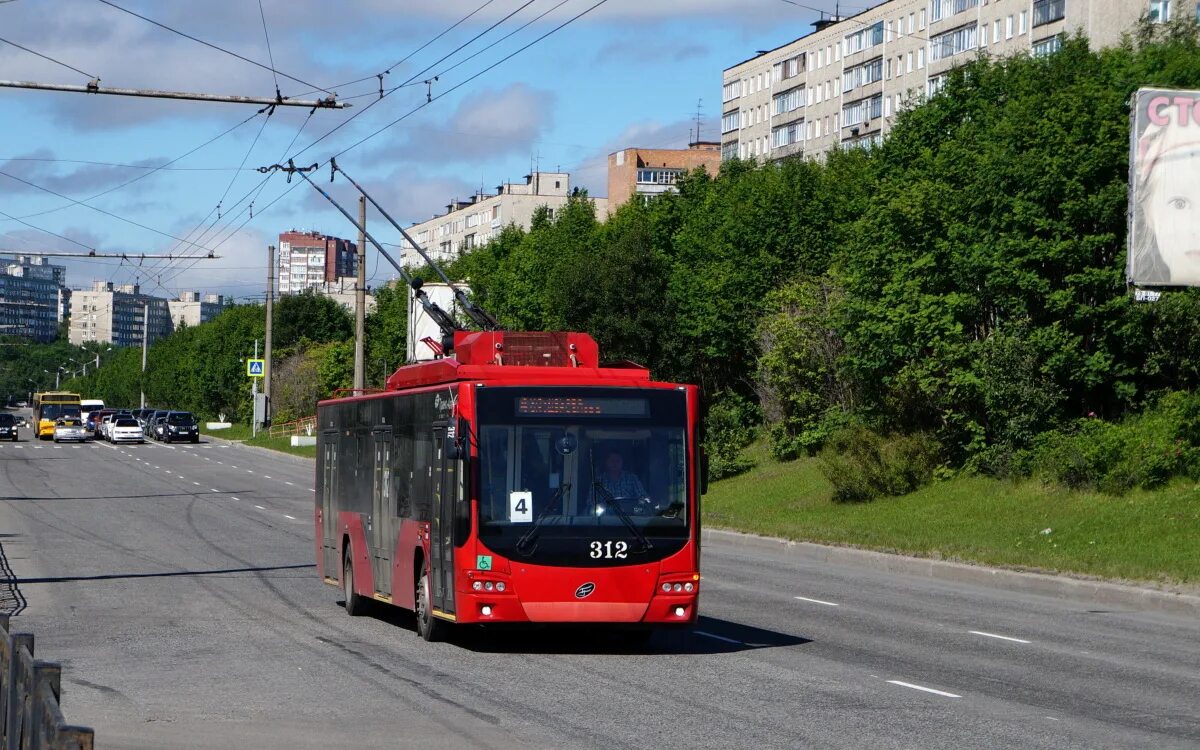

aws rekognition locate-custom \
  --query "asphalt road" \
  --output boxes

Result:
[1,414,1197,749]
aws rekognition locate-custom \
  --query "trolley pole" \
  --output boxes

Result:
[140,303,149,408]
[264,245,274,426]
[353,196,366,392]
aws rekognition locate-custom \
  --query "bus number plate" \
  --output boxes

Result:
[589,541,628,559]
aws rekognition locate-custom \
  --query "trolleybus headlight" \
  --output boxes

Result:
[481,606,492,616]
[684,582,694,592]
[484,581,494,591]
[674,606,686,617]
[495,581,506,592]
[672,583,683,593]
[661,583,672,593]
[473,581,483,591]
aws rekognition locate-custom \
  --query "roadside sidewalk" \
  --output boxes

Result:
[704,527,1200,617]
[201,432,313,466]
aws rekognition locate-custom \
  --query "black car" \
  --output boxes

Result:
[162,411,200,443]
[0,413,17,442]
[151,415,170,441]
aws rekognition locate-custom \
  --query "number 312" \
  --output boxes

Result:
[589,541,628,559]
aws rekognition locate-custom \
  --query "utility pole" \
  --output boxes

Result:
[264,245,274,427]
[353,197,366,392]
[251,339,259,438]
[140,303,149,408]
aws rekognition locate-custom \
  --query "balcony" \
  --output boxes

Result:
[1033,0,1065,26]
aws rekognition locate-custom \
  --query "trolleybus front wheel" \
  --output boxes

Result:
[415,571,447,643]
[343,552,365,617]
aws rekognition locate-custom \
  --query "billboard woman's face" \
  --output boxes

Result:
[1147,144,1200,285]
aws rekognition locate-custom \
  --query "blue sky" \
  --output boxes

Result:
[0,0,834,298]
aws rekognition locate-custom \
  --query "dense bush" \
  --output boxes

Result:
[1030,391,1200,493]
[703,392,759,480]
[818,426,943,503]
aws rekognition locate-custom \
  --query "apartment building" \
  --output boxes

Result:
[2,256,69,341]
[68,281,172,348]
[607,142,722,211]
[168,291,227,329]
[277,231,358,295]
[722,0,1148,160]
[398,172,608,266]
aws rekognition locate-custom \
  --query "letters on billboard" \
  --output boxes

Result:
[1128,88,1200,287]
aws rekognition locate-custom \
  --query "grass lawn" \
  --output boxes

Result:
[203,423,316,459]
[704,441,1200,586]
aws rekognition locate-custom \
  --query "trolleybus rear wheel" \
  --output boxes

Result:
[343,552,365,616]
[415,571,446,642]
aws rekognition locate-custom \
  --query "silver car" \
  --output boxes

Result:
[53,417,90,443]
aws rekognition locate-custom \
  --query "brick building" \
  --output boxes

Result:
[606,142,722,211]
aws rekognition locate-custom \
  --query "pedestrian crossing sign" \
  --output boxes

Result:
[247,359,265,377]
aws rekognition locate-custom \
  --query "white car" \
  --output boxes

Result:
[109,418,145,444]
[53,418,90,443]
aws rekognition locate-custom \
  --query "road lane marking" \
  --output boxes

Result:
[794,596,839,607]
[694,631,741,645]
[254,505,265,510]
[887,681,961,698]
[284,514,296,520]
[231,497,240,501]
[263,475,272,479]
[204,457,211,461]
[246,470,254,474]
[969,631,1031,644]
[284,481,294,486]
[308,489,315,493]
[210,488,220,493]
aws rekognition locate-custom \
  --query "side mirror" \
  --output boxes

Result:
[700,448,709,496]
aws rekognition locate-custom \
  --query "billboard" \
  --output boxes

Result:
[1127,87,1200,286]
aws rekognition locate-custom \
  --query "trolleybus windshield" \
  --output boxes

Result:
[476,387,689,567]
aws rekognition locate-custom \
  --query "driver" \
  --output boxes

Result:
[598,450,647,500]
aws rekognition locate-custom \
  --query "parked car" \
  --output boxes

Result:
[92,409,117,439]
[109,418,144,444]
[162,411,200,443]
[102,411,132,442]
[0,413,17,442]
[145,410,168,434]
[53,417,90,443]
[151,412,170,441]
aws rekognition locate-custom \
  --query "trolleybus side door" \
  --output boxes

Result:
[321,429,338,576]
[371,425,394,596]
[430,423,456,616]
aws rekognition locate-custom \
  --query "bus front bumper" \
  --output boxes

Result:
[448,590,698,625]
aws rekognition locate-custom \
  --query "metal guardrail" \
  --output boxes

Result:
[0,615,93,750]
[268,416,316,439]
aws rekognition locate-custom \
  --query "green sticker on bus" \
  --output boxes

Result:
[476,555,493,571]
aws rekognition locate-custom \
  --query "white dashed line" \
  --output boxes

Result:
[254,505,265,510]
[969,631,1031,644]
[263,475,272,479]
[192,481,201,486]
[246,470,254,474]
[694,631,741,645]
[794,596,839,607]
[210,488,220,493]
[308,489,316,493]
[231,497,240,501]
[284,481,294,486]
[284,515,296,520]
[887,681,961,698]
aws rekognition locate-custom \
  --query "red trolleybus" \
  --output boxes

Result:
[315,330,702,641]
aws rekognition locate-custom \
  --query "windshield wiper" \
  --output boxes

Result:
[515,482,570,556]
[591,480,653,553]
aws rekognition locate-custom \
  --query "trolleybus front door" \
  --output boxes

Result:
[430,424,456,616]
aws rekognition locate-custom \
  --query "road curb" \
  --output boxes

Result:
[702,528,1200,617]
[202,434,314,466]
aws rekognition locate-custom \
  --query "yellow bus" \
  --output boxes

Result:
[33,391,82,439]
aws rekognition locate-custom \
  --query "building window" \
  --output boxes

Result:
[636,169,684,185]
[918,47,925,68]
[928,74,948,96]
[773,86,805,115]
[721,140,738,160]
[1033,0,1066,25]
[772,121,804,148]
[920,9,927,27]
[842,94,883,128]
[845,21,885,55]
[932,23,979,60]
[994,19,1001,41]
[722,110,741,134]
[722,80,743,102]
[907,51,913,72]
[1019,10,1028,33]
[843,57,884,92]
[1032,34,1063,55]
[1148,0,1171,19]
